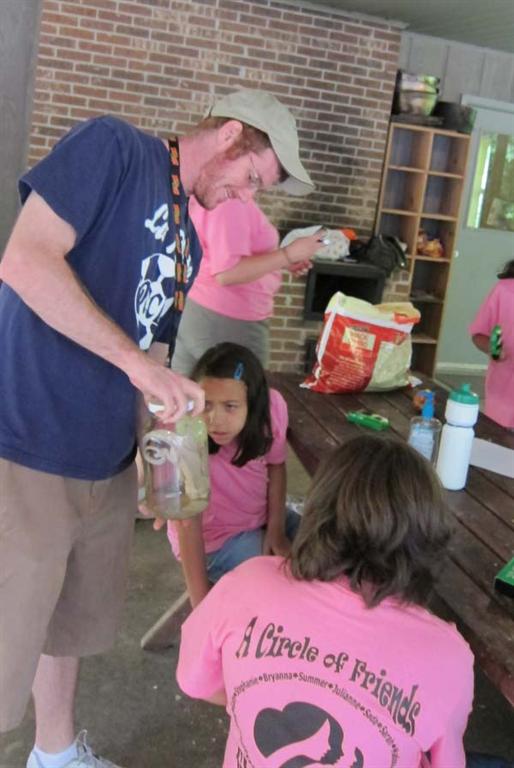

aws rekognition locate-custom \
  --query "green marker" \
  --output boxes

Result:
[494,557,514,598]
[346,411,389,431]
[490,324,502,360]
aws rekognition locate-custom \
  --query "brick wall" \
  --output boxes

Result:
[28,0,401,371]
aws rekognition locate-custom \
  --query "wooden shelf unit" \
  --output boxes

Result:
[375,122,471,375]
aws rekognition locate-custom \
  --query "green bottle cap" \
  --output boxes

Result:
[448,383,479,405]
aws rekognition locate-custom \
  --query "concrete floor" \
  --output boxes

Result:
[1,448,513,767]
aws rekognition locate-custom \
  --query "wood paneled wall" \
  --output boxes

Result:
[400,32,514,104]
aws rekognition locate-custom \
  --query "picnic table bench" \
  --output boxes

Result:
[268,371,514,707]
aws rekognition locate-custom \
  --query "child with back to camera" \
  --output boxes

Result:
[469,259,514,429]
[166,342,300,608]
[177,434,475,768]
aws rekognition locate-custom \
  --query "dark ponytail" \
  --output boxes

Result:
[498,259,514,279]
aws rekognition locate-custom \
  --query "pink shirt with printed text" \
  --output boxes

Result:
[187,196,281,321]
[177,556,474,768]
[468,278,514,428]
[168,389,288,556]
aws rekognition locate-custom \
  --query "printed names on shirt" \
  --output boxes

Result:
[232,616,426,768]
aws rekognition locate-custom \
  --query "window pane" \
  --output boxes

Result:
[467,132,514,232]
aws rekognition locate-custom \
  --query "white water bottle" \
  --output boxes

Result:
[436,384,479,491]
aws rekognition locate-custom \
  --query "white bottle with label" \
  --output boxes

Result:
[436,384,480,491]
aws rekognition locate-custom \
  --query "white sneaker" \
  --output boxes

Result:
[65,732,124,768]
[29,731,124,768]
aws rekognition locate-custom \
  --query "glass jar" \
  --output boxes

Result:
[140,402,209,520]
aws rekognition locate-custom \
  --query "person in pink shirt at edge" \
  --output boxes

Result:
[469,259,514,429]
[163,342,299,609]
[171,195,325,374]
[177,434,475,768]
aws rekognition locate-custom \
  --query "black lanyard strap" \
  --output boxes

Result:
[167,137,189,362]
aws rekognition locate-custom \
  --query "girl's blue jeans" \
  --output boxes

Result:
[466,756,513,768]
[205,510,301,583]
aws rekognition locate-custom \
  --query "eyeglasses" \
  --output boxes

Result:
[248,155,263,191]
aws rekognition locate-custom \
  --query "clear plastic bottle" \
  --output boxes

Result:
[140,402,210,520]
[407,391,442,464]
[436,384,479,491]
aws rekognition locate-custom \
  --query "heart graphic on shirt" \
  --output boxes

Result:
[253,702,364,768]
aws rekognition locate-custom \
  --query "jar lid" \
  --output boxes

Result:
[448,383,479,405]
[147,401,164,414]
[147,399,195,415]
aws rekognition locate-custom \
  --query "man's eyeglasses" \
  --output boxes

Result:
[248,155,263,191]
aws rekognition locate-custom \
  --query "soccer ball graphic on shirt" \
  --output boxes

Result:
[135,251,176,350]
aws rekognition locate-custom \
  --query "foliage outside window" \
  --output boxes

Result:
[467,132,514,232]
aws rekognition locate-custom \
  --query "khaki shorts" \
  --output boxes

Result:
[0,458,137,732]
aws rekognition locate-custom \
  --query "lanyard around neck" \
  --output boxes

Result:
[168,136,188,314]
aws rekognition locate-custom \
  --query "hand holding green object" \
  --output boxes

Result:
[346,410,389,431]
[490,324,503,360]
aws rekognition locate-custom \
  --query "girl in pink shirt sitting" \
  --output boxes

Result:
[177,435,475,768]
[167,342,299,608]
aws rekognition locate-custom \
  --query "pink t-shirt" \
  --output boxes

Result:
[168,389,288,555]
[177,557,474,768]
[468,278,514,428]
[187,196,281,321]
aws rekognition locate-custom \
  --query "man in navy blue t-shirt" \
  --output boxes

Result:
[0,90,315,767]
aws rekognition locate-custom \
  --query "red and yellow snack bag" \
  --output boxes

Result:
[303,293,420,393]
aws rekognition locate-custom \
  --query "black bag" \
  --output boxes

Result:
[349,235,408,277]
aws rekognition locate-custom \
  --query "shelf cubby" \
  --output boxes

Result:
[389,126,431,170]
[424,175,462,219]
[411,259,450,301]
[430,133,469,175]
[383,169,426,212]
[419,217,458,260]
[410,343,437,377]
[411,301,444,340]
[377,212,418,257]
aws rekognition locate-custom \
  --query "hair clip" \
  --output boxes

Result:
[233,362,244,380]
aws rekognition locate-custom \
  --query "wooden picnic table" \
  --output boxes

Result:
[268,371,514,707]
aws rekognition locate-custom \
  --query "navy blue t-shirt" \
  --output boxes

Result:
[0,116,201,480]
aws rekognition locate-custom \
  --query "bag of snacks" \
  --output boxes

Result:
[303,292,420,393]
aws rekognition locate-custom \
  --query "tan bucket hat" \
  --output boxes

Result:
[209,89,315,196]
